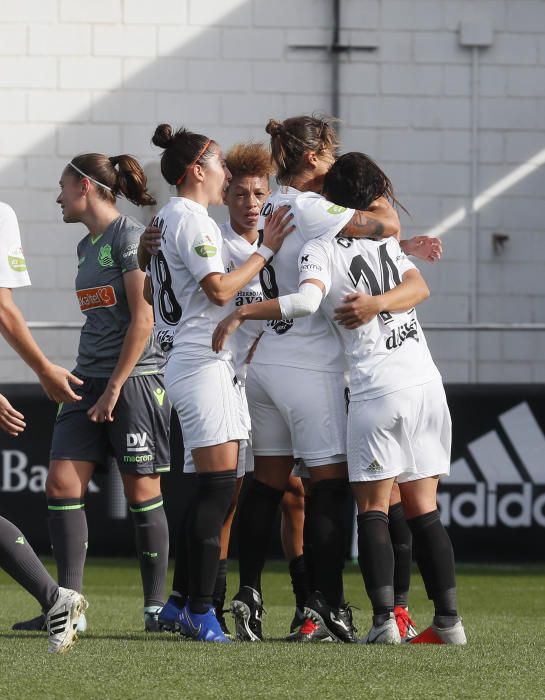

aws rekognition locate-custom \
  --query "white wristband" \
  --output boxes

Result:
[255,245,274,262]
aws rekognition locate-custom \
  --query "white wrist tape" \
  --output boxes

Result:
[255,245,274,262]
[278,282,323,319]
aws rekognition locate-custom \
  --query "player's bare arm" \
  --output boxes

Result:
[340,197,400,240]
[334,269,429,329]
[0,287,82,403]
[202,206,294,306]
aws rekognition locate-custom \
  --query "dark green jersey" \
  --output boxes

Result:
[75,215,163,378]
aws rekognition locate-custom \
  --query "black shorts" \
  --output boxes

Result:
[50,373,171,475]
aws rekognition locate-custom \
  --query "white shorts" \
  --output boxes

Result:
[245,363,347,465]
[347,379,451,483]
[165,354,249,451]
[183,384,252,479]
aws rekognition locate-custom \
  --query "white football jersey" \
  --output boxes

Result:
[219,221,263,382]
[0,202,31,289]
[298,234,441,400]
[252,187,354,373]
[148,197,232,361]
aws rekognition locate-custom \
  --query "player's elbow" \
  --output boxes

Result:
[418,280,430,303]
[206,290,231,307]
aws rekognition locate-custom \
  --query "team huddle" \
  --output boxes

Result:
[0,113,466,651]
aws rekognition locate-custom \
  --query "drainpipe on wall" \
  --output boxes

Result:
[458,22,493,382]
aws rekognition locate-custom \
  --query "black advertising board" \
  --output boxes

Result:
[1,383,544,561]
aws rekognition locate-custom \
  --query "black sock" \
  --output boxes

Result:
[303,494,315,594]
[288,555,309,610]
[188,470,236,614]
[129,495,169,608]
[407,510,458,623]
[47,498,87,592]
[308,479,347,608]
[357,510,394,623]
[388,502,412,608]
[213,558,228,616]
[0,516,58,611]
[171,500,193,604]
[237,478,283,594]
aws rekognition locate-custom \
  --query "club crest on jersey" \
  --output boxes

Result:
[385,318,419,350]
[98,243,114,267]
[7,245,27,272]
[327,204,347,215]
[194,234,217,258]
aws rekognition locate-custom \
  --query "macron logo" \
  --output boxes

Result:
[440,402,545,528]
[126,433,148,452]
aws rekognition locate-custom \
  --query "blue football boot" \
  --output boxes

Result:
[157,595,184,632]
[178,604,232,643]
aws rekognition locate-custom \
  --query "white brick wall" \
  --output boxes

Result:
[0,0,544,384]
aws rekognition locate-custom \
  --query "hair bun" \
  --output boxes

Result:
[265,119,284,137]
[152,123,174,149]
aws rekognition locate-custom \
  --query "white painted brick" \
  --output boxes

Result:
[411,97,470,129]
[25,223,87,255]
[60,57,122,90]
[501,195,545,231]
[502,331,543,362]
[189,0,251,26]
[479,262,544,295]
[283,94,331,116]
[440,229,470,261]
[0,125,56,155]
[444,0,507,32]
[539,35,545,64]
[342,0,380,29]
[484,32,538,66]
[422,260,471,293]
[505,1,545,32]
[28,92,91,123]
[339,30,380,53]
[479,98,538,129]
[221,93,284,126]
[340,127,378,155]
[381,64,442,95]
[254,0,330,28]
[436,359,470,383]
[223,28,284,60]
[441,129,470,162]
[531,297,545,322]
[532,363,545,381]
[158,26,221,58]
[123,58,187,91]
[0,58,57,88]
[57,125,122,157]
[426,330,471,360]
[60,0,121,23]
[341,63,379,94]
[414,31,468,64]
[478,294,530,323]
[0,92,26,121]
[6,188,60,223]
[479,131,505,163]
[0,0,57,23]
[380,1,443,31]
[444,65,470,96]
[123,0,187,24]
[479,362,533,383]
[25,157,68,188]
[93,25,157,58]
[204,125,255,150]
[507,67,545,98]
[349,96,410,128]
[476,332,503,362]
[479,66,507,97]
[252,61,327,94]
[0,25,26,54]
[0,159,25,187]
[30,24,91,56]
[393,194,443,227]
[91,91,156,124]
[0,357,28,382]
[407,163,469,196]
[121,125,157,158]
[418,294,469,322]
[377,129,441,163]
[156,92,221,126]
[379,31,412,63]
[189,59,252,92]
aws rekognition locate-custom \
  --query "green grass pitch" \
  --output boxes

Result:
[1,560,545,699]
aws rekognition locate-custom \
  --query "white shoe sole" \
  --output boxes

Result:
[230,600,261,642]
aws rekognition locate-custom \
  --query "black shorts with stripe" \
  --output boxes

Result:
[50,373,171,475]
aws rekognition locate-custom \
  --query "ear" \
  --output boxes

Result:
[80,178,91,196]
[305,150,319,169]
[192,163,206,183]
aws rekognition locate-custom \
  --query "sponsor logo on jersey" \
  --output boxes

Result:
[122,243,138,259]
[385,318,419,350]
[98,243,114,267]
[153,388,166,408]
[193,234,217,258]
[440,402,545,529]
[156,329,174,353]
[267,319,293,335]
[76,285,117,312]
[15,536,25,545]
[235,290,263,306]
[7,246,27,272]
[126,432,148,452]
[327,204,347,215]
